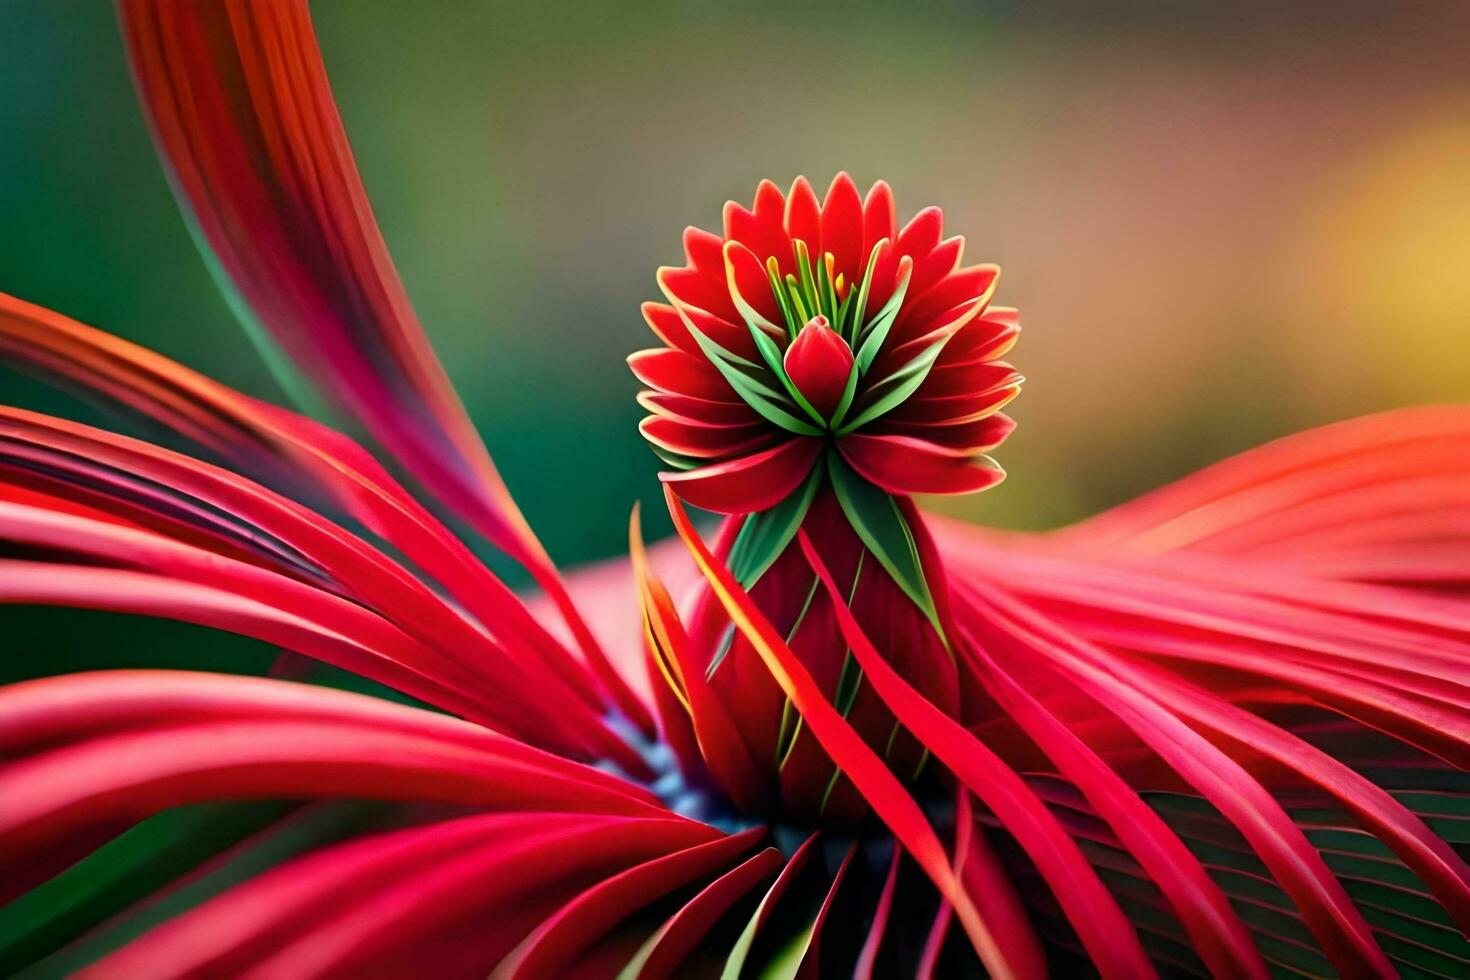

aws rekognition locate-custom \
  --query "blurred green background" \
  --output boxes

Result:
[3,1,1468,586]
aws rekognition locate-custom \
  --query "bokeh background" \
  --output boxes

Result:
[3,2,1469,678]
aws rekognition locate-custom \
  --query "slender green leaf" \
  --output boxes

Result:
[837,336,948,434]
[758,923,816,980]
[686,326,822,436]
[854,257,913,375]
[844,239,885,344]
[765,257,800,337]
[726,464,824,587]
[0,802,288,973]
[784,275,813,324]
[827,363,860,430]
[826,454,938,626]
[794,241,822,323]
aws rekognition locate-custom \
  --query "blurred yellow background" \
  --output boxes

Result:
[3,1,1467,561]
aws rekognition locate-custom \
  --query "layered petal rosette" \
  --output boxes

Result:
[0,3,1468,978]
[632,174,1019,513]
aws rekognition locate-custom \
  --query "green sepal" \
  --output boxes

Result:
[826,453,938,627]
[837,335,949,434]
[854,256,914,376]
[685,326,822,436]
[726,463,824,588]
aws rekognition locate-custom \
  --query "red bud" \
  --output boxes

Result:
[783,316,854,421]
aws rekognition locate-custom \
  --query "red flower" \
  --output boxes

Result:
[0,2,1467,978]
[633,174,1019,513]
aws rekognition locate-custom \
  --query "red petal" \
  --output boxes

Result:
[652,274,758,362]
[839,434,1005,496]
[820,172,864,282]
[872,413,1017,454]
[896,384,1021,426]
[896,206,944,261]
[900,264,1000,334]
[1,298,651,739]
[117,1,541,576]
[632,849,784,978]
[628,348,737,402]
[802,535,1154,978]
[723,180,789,270]
[967,587,1395,977]
[939,308,1021,365]
[959,644,1266,977]
[636,391,759,427]
[659,439,820,514]
[722,240,784,329]
[91,812,709,977]
[861,180,897,262]
[629,517,768,813]
[638,416,775,460]
[657,265,741,326]
[783,176,823,256]
[860,239,902,318]
[496,829,764,977]
[683,225,727,273]
[908,235,965,301]
[1060,405,1470,563]
[915,360,1023,401]
[640,301,696,354]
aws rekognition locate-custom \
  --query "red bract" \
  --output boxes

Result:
[633,174,1018,513]
[1,2,1468,977]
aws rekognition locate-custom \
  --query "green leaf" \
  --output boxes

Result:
[0,802,289,974]
[705,622,737,681]
[817,251,838,323]
[853,255,913,375]
[837,336,949,434]
[774,575,823,767]
[779,554,865,773]
[726,464,824,587]
[827,362,860,430]
[843,239,885,344]
[784,274,813,324]
[5,802,375,976]
[826,454,938,626]
[765,256,801,337]
[685,326,822,436]
[794,241,822,324]
[757,923,816,980]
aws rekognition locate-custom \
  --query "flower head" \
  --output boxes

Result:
[632,175,1021,514]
